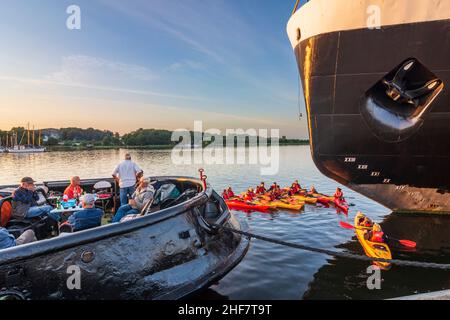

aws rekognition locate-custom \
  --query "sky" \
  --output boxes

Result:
[0,0,308,138]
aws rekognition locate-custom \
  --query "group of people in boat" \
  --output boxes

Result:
[222,180,344,203]
[0,153,154,250]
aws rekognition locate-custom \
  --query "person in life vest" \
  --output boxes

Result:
[369,223,386,243]
[268,182,279,192]
[256,182,266,195]
[309,185,318,194]
[288,183,299,196]
[243,188,256,201]
[222,189,229,200]
[226,187,235,199]
[334,187,344,201]
[293,180,302,190]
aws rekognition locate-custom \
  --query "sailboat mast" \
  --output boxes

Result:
[27,123,30,146]
[32,125,35,146]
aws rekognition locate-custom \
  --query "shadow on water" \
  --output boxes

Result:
[303,212,450,300]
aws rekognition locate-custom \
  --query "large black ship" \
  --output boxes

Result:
[288,0,450,213]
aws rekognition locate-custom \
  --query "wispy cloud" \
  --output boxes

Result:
[0,75,208,102]
[47,54,156,83]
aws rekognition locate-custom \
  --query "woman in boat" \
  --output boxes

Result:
[112,178,155,223]
[309,185,318,194]
[364,223,386,243]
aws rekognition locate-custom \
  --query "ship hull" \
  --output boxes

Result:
[288,0,450,213]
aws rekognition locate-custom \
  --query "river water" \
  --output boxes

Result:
[1,146,449,299]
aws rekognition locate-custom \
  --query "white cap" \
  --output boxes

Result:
[82,194,96,205]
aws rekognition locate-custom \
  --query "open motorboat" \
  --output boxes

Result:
[0,175,249,300]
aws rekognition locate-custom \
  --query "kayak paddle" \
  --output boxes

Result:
[339,221,417,248]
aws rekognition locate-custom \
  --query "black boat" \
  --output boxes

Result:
[288,0,450,214]
[0,176,249,300]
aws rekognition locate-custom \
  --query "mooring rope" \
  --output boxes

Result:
[218,225,450,270]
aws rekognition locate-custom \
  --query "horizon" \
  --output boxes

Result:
[0,0,309,138]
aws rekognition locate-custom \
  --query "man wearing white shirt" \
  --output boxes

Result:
[112,153,144,206]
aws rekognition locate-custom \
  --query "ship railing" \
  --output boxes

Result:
[291,0,308,16]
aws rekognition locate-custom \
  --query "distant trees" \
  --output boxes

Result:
[122,129,175,146]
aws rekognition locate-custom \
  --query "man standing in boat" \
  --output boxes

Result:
[112,153,144,206]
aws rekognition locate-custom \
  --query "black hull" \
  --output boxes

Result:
[293,19,450,213]
[0,177,249,300]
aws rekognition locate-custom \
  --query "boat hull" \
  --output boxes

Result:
[0,177,249,300]
[288,0,450,214]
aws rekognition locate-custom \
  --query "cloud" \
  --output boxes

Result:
[0,75,208,101]
[47,54,156,83]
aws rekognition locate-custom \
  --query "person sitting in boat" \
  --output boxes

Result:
[255,182,266,195]
[293,180,302,190]
[12,177,59,222]
[309,185,318,194]
[289,182,302,196]
[222,189,229,200]
[226,187,235,199]
[62,194,103,232]
[243,188,256,201]
[63,176,83,200]
[364,223,386,243]
[112,178,155,223]
[268,182,279,192]
[0,227,37,250]
[334,187,344,201]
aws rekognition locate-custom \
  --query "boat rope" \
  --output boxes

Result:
[218,225,450,270]
[291,0,301,16]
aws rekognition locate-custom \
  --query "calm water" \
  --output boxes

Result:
[1,146,449,299]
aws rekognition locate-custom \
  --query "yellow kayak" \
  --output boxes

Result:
[354,213,392,270]
[252,199,278,209]
[291,195,318,204]
[269,200,304,211]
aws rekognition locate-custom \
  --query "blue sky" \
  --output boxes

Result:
[0,0,308,138]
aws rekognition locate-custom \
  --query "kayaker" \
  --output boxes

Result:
[243,188,256,201]
[226,187,235,199]
[293,180,302,190]
[256,182,266,195]
[365,223,386,243]
[334,187,344,201]
[222,190,229,200]
[289,182,301,195]
[309,185,318,194]
[268,182,279,192]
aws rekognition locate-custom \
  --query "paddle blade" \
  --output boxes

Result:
[339,221,355,230]
[398,239,417,248]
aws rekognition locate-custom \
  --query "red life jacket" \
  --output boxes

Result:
[371,231,384,243]
[256,186,266,194]
[222,192,229,200]
[334,191,343,199]
[227,190,235,198]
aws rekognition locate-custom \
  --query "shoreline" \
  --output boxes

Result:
[41,142,310,152]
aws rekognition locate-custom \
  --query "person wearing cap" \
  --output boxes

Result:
[0,227,37,250]
[64,194,104,232]
[63,176,83,200]
[12,177,57,221]
[112,177,155,223]
[112,153,144,206]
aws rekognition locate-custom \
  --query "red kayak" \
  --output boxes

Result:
[333,198,349,214]
[225,200,270,212]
